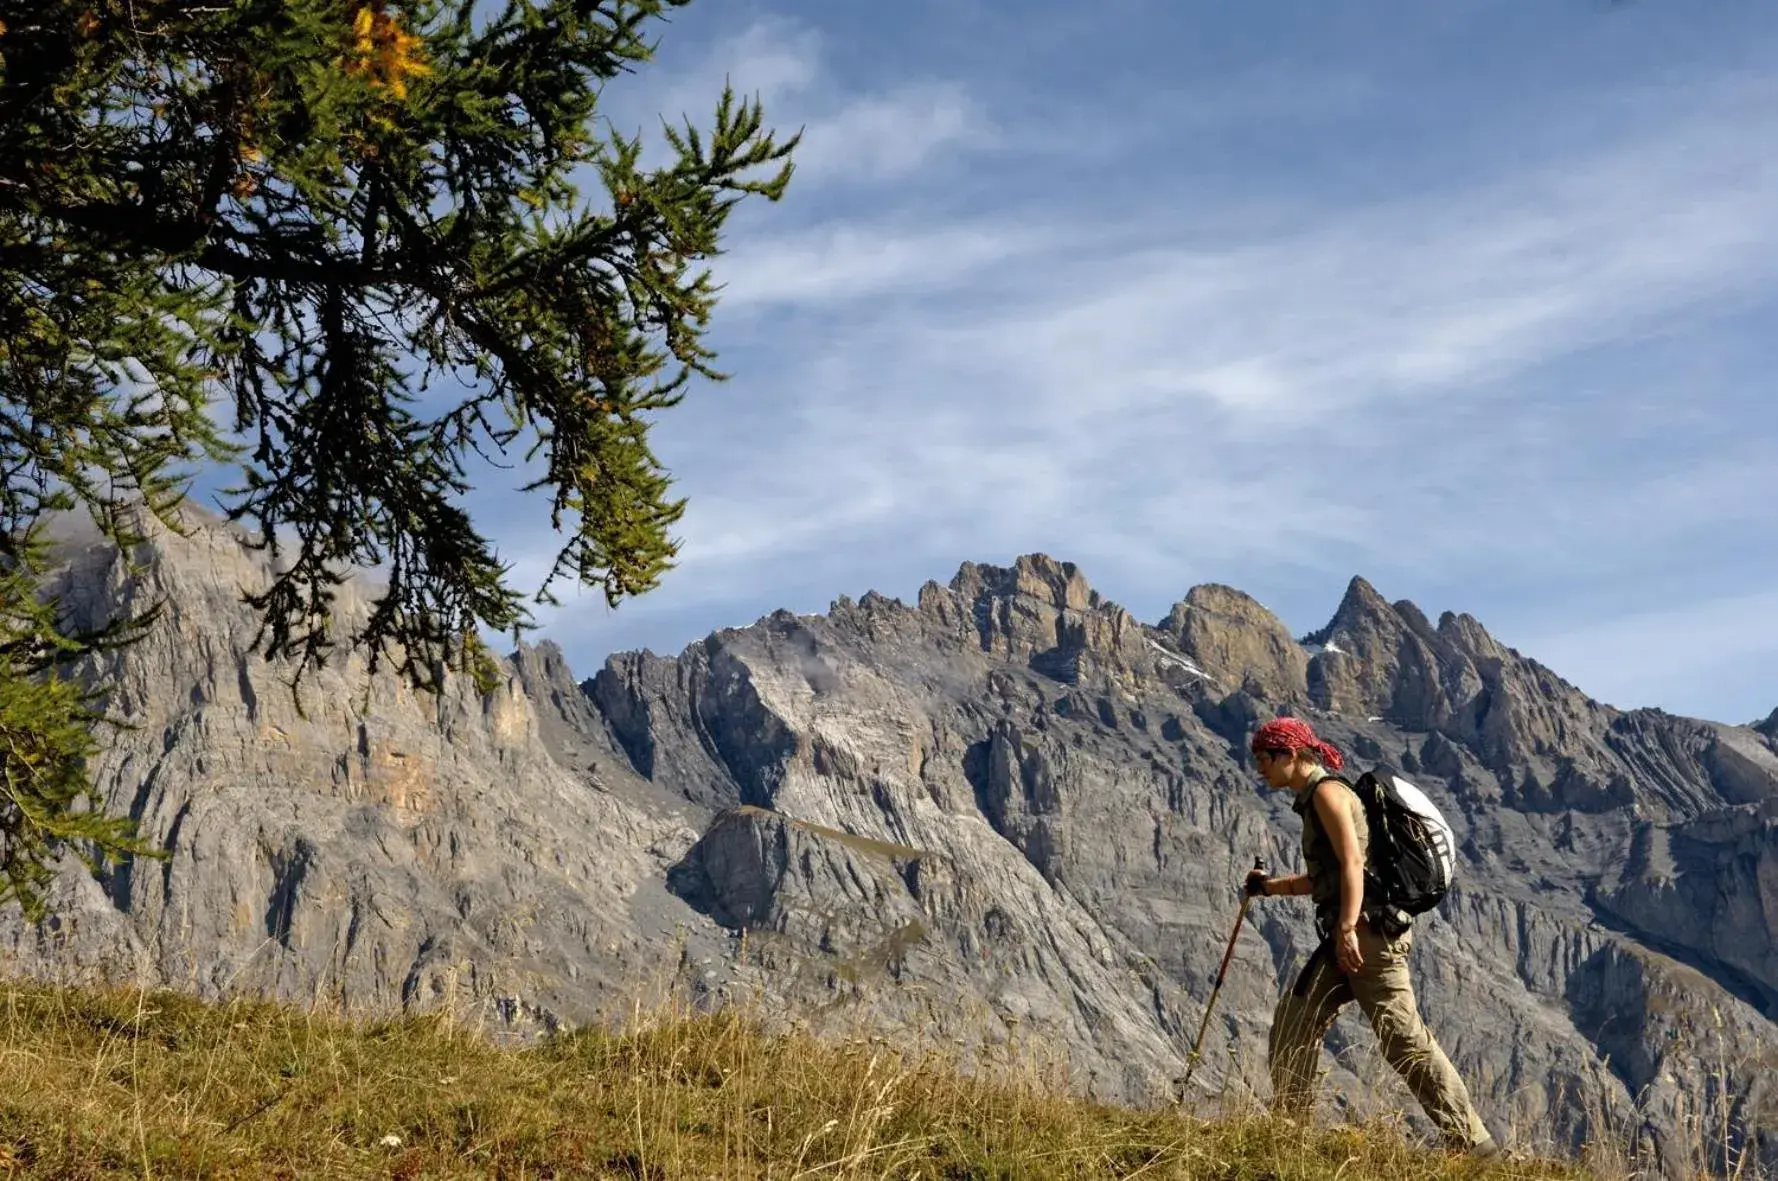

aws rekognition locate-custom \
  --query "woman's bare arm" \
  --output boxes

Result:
[1314,782,1367,969]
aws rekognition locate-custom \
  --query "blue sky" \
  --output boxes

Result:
[249,2,1778,724]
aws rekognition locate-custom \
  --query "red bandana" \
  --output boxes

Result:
[1250,717,1345,771]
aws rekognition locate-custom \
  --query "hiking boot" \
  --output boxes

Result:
[1441,1132,1502,1157]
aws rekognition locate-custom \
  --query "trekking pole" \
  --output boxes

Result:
[1179,855,1266,1096]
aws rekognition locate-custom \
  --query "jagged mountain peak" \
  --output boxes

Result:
[1300,578,1606,795]
[946,553,1102,614]
[1158,584,1306,702]
[911,554,1144,684]
[1296,575,1530,685]
[1434,608,1492,648]
[1331,572,1393,621]
[1300,574,1436,649]
[1167,581,1275,619]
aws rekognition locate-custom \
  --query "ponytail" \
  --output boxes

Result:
[1311,739,1345,772]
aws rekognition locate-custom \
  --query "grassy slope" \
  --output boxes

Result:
[0,981,1601,1180]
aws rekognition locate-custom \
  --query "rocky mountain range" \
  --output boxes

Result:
[3,506,1774,1176]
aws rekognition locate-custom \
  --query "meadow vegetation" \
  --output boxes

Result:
[0,978,1620,1180]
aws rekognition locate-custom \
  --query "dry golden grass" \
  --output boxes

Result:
[0,978,1613,1179]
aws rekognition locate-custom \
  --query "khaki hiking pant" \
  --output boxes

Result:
[1268,920,1491,1149]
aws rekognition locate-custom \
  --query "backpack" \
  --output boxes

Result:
[1350,764,1458,929]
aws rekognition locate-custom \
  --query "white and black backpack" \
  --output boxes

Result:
[1351,764,1458,928]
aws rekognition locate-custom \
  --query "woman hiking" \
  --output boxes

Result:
[1244,716,1499,1156]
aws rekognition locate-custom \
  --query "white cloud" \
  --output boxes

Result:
[610,18,987,189]
[790,82,987,185]
[714,221,1034,307]
[633,18,821,128]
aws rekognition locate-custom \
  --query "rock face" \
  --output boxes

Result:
[4,519,1776,1177]
[2,507,730,1030]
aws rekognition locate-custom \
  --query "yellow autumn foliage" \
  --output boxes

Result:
[346,3,430,100]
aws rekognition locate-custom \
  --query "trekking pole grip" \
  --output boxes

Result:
[1243,854,1267,898]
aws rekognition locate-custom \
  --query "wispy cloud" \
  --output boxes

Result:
[646,74,1778,575]
[714,221,1034,308]
[902,118,1778,430]
[608,17,989,190]
[791,82,986,186]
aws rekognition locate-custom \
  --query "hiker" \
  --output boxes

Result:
[1243,716,1498,1156]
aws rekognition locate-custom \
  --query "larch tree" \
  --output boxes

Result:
[0,0,797,916]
